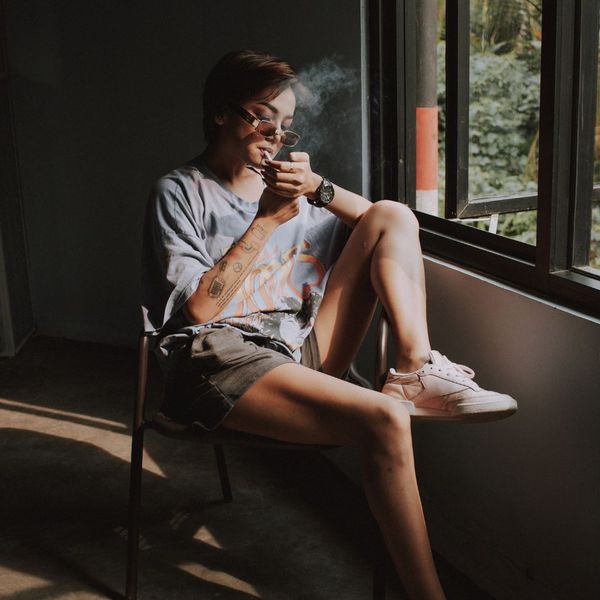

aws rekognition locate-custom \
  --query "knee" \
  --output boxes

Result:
[366,200,420,235]
[360,394,413,455]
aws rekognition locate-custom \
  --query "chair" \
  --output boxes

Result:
[125,313,393,599]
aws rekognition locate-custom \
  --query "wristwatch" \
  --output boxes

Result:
[308,177,335,208]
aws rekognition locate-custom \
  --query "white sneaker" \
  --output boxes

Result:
[381,350,518,422]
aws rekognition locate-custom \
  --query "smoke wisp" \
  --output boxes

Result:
[281,57,362,189]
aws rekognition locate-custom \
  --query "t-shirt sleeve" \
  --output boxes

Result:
[141,176,214,332]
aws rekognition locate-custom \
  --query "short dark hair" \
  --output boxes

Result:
[203,50,299,143]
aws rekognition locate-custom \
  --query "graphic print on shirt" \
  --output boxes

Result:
[219,239,327,350]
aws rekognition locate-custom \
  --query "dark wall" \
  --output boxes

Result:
[6,0,362,345]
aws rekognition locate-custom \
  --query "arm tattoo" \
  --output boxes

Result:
[211,233,263,307]
[238,240,255,253]
[208,276,225,298]
[250,224,267,240]
[215,261,255,308]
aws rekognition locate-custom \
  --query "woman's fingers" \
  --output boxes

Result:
[263,182,300,198]
[263,168,302,186]
[263,170,303,195]
[263,154,314,198]
[264,162,303,177]
[288,151,310,163]
[265,159,297,173]
[264,163,305,189]
[263,180,303,198]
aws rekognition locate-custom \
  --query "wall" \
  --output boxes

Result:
[336,256,600,599]
[5,0,363,345]
[0,56,34,355]
[418,257,600,599]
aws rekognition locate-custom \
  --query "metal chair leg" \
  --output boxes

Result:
[213,444,233,502]
[126,424,145,600]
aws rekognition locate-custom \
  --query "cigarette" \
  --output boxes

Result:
[264,151,273,162]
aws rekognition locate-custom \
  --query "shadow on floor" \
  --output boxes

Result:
[0,335,494,599]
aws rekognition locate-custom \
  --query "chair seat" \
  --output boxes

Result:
[127,319,389,600]
[149,412,338,450]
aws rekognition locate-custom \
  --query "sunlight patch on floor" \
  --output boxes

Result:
[0,565,52,597]
[0,398,126,429]
[193,525,223,549]
[0,403,166,477]
[178,562,261,597]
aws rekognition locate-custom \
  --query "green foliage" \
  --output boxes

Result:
[497,209,537,244]
[468,49,540,198]
[591,206,600,269]
[469,0,541,56]
[437,41,540,203]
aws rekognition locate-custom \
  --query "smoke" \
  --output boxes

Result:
[281,57,362,188]
[296,57,358,111]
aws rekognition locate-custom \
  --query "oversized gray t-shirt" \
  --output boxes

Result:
[142,157,348,361]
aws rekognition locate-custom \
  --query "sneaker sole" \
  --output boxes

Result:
[412,395,518,423]
[411,408,517,423]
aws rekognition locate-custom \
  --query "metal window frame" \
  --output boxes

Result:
[367,0,415,204]
[444,0,469,218]
[570,0,599,269]
[367,0,600,318]
[444,0,539,219]
[543,0,600,305]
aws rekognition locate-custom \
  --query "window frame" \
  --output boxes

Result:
[571,0,599,269]
[367,0,600,318]
[444,0,539,219]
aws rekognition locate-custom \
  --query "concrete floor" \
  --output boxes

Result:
[0,336,494,599]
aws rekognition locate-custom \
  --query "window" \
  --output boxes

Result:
[440,0,541,243]
[367,0,600,317]
[572,1,600,273]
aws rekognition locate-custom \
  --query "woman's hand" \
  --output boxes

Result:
[262,152,322,200]
[256,186,300,226]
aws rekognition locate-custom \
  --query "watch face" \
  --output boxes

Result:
[320,179,334,204]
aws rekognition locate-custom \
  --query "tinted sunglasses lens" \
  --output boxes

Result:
[256,121,277,137]
[281,131,300,147]
[256,121,300,146]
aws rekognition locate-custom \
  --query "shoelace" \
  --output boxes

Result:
[431,354,476,383]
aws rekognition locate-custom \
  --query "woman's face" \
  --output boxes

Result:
[219,86,297,167]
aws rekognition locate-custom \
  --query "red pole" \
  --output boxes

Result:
[416,0,439,216]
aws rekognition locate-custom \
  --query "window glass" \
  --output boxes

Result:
[434,0,541,243]
[590,29,600,272]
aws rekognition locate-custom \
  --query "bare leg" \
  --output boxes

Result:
[315,200,431,375]
[222,363,446,599]
[224,201,446,596]
[305,200,445,594]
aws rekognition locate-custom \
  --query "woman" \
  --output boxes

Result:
[142,50,517,599]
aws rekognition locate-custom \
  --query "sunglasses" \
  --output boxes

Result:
[233,105,301,147]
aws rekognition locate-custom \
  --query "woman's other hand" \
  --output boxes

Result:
[262,152,322,200]
[256,186,300,226]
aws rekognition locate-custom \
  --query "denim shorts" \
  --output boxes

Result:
[160,326,322,430]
